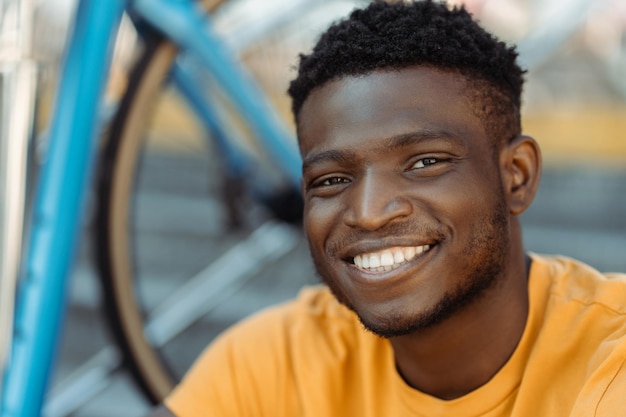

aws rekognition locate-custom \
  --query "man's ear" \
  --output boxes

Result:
[500,135,542,215]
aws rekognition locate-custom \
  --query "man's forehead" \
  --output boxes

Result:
[300,67,467,113]
[297,66,488,159]
[297,67,472,133]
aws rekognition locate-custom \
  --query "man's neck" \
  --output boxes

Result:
[389,254,531,400]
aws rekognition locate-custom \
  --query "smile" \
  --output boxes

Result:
[352,245,431,273]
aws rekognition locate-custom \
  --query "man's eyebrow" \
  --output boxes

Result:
[302,130,463,170]
[302,149,359,170]
[382,130,464,151]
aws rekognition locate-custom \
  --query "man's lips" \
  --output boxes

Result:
[350,244,433,273]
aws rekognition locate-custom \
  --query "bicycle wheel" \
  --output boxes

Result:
[94,0,362,404]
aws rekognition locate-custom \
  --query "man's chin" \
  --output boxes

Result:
[333,272,499,339]
[355,307,449,339]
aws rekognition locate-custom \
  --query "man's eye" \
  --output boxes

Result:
[412,157,439,169]
[317,177,349,187]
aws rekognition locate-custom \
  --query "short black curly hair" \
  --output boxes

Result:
[288,0,526,146]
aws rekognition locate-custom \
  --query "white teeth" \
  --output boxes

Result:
[393,249,405,263]
[380,251,394,267]
[352,245,431,272]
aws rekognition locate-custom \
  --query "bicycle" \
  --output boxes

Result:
[0,0,306,415]
[1,0,625,416]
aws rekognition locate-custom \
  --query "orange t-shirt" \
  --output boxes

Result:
[165,254,626,416]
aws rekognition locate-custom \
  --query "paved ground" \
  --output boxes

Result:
[41,143,626,417]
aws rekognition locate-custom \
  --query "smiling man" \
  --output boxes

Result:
[151,1,626,416]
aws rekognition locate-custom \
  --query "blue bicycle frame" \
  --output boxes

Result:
[0,0,301,415]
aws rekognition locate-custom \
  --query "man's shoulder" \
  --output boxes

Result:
[530,253,626,315]
[217,285,364,349]
[522,254,626,411]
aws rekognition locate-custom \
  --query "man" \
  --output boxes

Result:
[149,1,626,415]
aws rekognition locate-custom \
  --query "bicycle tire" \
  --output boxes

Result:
[95,33,183,403]
[93,0,368,403]
[94,0,318,404]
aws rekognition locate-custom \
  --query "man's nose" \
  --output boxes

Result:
[343,171,413,231]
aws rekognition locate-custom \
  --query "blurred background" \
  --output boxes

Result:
[1,0,625,415]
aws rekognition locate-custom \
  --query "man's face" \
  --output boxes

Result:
[298,67,513,338]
